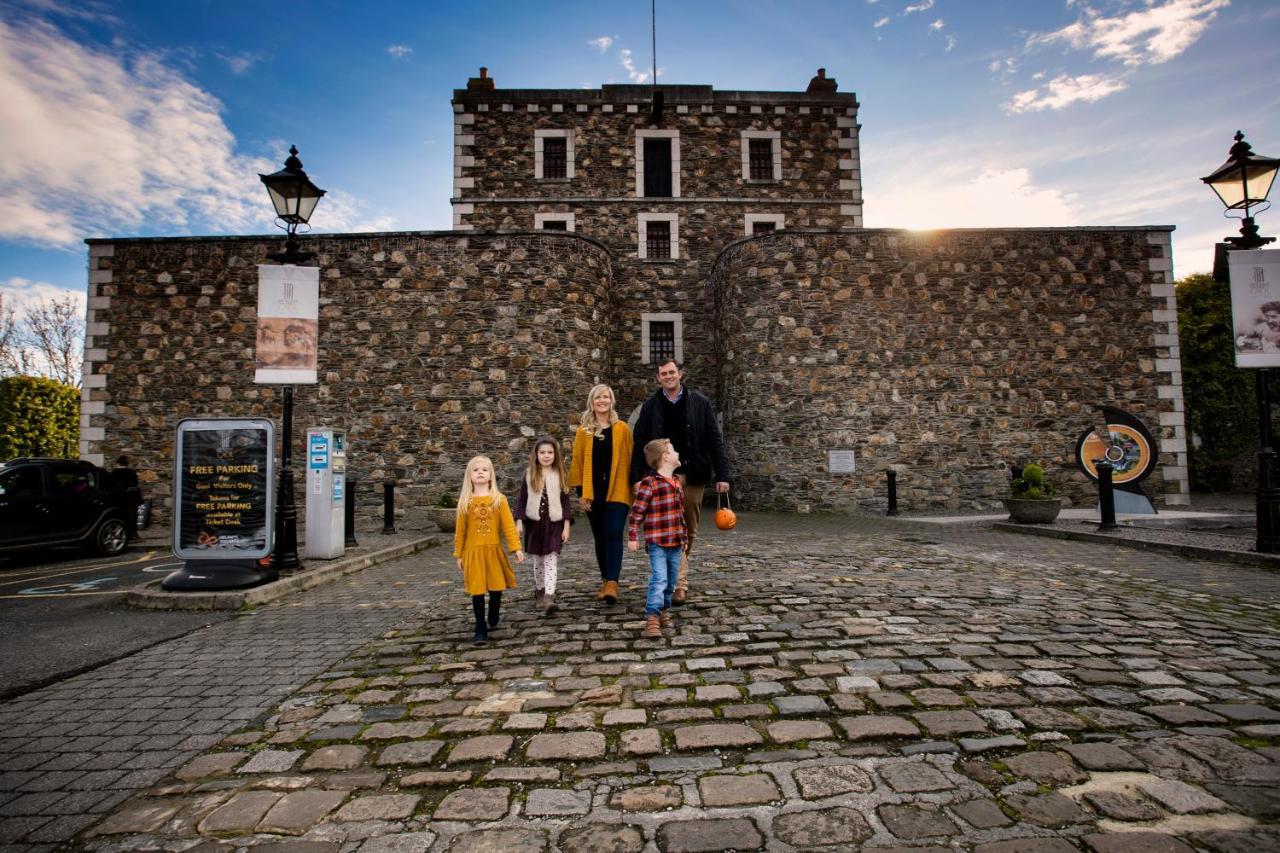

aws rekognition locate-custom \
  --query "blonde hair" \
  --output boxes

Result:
[457,455,504,518]
[644,438,672,470]
[579,383,620,437]
[526,437,568,494]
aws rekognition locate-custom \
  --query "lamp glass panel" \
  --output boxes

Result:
[1244,162,1279,205]
[265,183,292,218]
[296,191,322,223]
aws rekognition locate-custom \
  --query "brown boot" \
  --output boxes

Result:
[642,614,661,638]
[596,581,609,600]
[672,587,687,606]
[543,593,558,615]
[601,580,619,605]
[659,610,673,629]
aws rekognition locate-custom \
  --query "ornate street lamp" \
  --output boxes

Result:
[259,145,325,570]
[260,145,326,263]
[1203,131,1280,552]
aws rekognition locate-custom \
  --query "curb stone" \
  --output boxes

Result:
[992,522,1280,570]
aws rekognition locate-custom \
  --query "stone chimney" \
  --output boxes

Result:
[806,67,838,94]
[467,67,495,91]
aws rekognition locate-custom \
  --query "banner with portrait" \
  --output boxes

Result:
[1229,248,1280,368]
[255,264,320,383]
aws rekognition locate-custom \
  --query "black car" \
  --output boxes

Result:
[0,458,138,557]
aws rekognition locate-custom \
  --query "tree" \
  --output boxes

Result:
[0,291,84,386]
[1177,272,1258,491]
[0,375,79,461]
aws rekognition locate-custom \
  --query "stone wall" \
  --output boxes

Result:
[711,228,1187,512]
[82,231,613,526]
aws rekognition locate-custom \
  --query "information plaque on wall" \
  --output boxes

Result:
[173,419,275,560]
[828,449,857,474]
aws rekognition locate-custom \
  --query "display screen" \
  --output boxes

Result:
[174,419,275,560]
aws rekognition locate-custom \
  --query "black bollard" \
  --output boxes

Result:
[1095,460,1117,531]
[345,475,359,547]
[886,470,899,516]
[382,480,397,535]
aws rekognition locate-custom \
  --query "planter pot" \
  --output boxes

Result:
[429,507,458,532]
[1003,498,1062,524]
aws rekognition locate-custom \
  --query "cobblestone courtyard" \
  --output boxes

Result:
[3,514,1280,852]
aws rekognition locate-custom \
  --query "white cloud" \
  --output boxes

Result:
[867,167,1079,230]
[1027,0,1229,66]
[387,44,412,59]
[619,48,648,84]
[588,36,613,53]
[874,16,891,28]
[903,0,935,15]
[930,18,944,31]
[220,51,261,75]
[0,18,392,247]
[1004,72,1128,113]
[989,57,1017,75]
[945,34,957,52]
[0,276,84,320]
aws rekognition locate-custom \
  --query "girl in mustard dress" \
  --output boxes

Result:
[453,455,524,644]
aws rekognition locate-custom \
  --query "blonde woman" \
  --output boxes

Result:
[567,384,633,604]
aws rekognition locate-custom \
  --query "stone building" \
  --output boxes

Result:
[80,69,1187,523]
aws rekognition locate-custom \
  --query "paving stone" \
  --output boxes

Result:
[620,727,663,756]
[258,790,347,835]
[915,710,988,736]
[792,763,874,798]
[449,827,547,852]
[526,732,606,760]
[877,803,959,839]
[375,740,443,767]
[1138,778,1229,814]
[974,838,1081,852]
[698,773,780,806]
[1204,783,1280,817]
[649,756,723,772]
[1062,742,1144,771]
[558,823,644,853]
[635,688,688,706]
[722,703,773,719]
[838,715,920,740]
[447,735,513,763]
[613,784,683,811]
[88,801,181,835]
[1084,790,1164,821]
[747,681,786,698]
[773,806,873,848]
[950,797,1012,828]
[524,788,591,816]
[434,786,510,820]
[766,720,833,743]
[175,752,243,781]
[502,713,548,731]
[912,688,966,707]
[673,723,763,750]
[301,745,368,771]
[196,791,282,833]
[1142,705,1227,725]
[657,817,763,852]
[879,761,956,793]
[1015,707,1086,730]
[774,695,829,716]
[1203,704,1280,722]
[1002,751,1088,785]
[603,709,647,726]
[334,793,419,821]
[836,676,879,692]
[360,721,433,741]
[1187,827,1280,853]
[358,832,437,853]
[1082,832,1197,852]
[240,749,304,774]
[1004,791,1091,827]
[400,770,472,787]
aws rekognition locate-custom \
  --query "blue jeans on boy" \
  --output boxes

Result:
[645,543,683,616]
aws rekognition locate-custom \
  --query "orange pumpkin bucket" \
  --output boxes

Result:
[714,491,737,530]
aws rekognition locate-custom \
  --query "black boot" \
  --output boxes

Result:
[471,595,487,644]
[487,591,502,628]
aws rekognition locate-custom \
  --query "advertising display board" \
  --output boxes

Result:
[1229,249,1280,368]
[173,418,275,561]
[255,265,320,384]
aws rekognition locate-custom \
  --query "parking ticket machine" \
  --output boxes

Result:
[305,427,346,559]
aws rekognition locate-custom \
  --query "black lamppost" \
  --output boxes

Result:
[259,145,326,570]
[1202,130,1280,552]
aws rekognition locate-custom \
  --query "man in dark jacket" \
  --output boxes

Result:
[630,358,731,604]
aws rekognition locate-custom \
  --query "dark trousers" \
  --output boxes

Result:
[587,501,628,581]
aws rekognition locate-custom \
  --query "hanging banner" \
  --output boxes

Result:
[255,264,320,383]
[173,418,275,560]
[1229,249,1280,368]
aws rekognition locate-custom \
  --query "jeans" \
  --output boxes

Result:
[645,543,683,616]
[587,501,628,581]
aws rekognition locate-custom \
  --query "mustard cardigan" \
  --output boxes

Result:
[567,421,634,505]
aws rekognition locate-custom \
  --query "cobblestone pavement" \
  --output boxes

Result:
[4,514,1280,852]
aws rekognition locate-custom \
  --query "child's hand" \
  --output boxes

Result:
[513,550,525,564]
[580,497,592,512]
[561,525,570,543]
[515,521,523,536]
[628,539,638,552]
[456,557,463,571]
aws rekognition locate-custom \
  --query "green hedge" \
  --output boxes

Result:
[1177,272,1258,491]
[0,376,79,461]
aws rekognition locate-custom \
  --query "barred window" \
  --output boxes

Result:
[540,219,568,231]
[646,221,671,259]
[749,138,774,181]
[751,221,776,234]
[543,137,567,179]
[649,321,675,364]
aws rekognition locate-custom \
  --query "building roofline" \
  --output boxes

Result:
[84,229,613,255]
[452,84,857,108]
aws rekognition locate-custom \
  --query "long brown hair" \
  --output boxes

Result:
[526,437,568,494]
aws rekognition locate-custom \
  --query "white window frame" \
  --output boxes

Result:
[744,213,785,235]
[534,212,576,232]
[635,129,681,198]
[638,212,679,261]
[641,312,684,365]
[741,130,782,182]
[534,129,575,180]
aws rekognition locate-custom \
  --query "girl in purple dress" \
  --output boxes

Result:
[515,437,572,615]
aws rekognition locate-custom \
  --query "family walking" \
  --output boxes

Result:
[451,359,732,644]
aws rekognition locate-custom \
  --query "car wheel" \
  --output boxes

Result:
[94,518,129,556]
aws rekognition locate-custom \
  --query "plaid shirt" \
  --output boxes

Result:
[628,473,687,548]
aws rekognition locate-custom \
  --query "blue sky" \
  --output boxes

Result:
[2,0,1279,319]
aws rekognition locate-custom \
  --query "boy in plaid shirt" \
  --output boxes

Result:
[628,439,688,637]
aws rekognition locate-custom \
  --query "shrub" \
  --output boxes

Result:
[0,375,79,461]
[1011,463,1055,500]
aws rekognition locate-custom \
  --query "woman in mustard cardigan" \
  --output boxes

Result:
[567,383,633,604]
